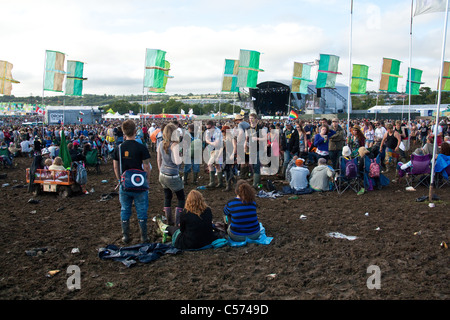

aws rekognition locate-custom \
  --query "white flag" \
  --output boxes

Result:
[414,0,448,16]
[180,109,185,115]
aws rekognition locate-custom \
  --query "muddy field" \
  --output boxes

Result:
[0,150,448,307]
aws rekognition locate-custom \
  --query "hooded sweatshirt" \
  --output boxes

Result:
[309,164,334,191]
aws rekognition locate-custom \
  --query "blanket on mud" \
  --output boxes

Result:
[98,243,181,267]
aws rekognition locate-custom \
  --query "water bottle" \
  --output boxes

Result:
[197,186,206,190]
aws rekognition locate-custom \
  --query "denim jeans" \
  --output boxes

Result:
[183,163,200,173]
[119,185,149,221]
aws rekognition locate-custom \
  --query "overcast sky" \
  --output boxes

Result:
[1,0,449,97]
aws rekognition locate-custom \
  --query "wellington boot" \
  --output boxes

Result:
[174,207,183,227]
[121,220,130,244]
[252,173,261,189]
[183,172,189,185]
[164,207,174,226]
[223,180,231,192]
[138,219,149,243]
[216,172,224,188]
[206,171,216,188]
[192,172,199,185]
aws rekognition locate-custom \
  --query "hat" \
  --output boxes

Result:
[234,114,244,121]
[332,118,339,122]
[295,158,304,166]
[41,148,50,155]
[342,146,351,157]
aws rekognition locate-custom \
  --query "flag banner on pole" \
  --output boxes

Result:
[222,59,240,92]
[148,60,173,93]
[0,60,20,95]
[414,0,449,16]
[316,54,342,89]
[44,50,67,92]
[292,62,312,94]
[236,49,264,89]
[406,67,424,95]
[289,110,299,119]
[379,58,403,93]
[350,64,373,94]
[35,105,45,115]
[65,60,87,96]
[144,49,169,90]
[440,61,450,91]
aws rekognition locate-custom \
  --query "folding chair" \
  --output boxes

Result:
[85,149,101,174]
[435,154,450,189]
[334,156,361,195]
[361,154,390,191]
[404,154,431,189]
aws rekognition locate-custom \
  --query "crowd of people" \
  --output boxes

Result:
[1,114,449,250]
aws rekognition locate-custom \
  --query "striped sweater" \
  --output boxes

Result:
[223,198,260,236]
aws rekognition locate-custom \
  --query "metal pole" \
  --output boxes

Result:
[429,0,449,201]
[347,0,353,142]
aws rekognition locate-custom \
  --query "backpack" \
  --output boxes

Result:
[75,161,87,185]
[368,159,380,178]
[345,159,357,178]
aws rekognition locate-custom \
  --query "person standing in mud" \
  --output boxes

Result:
[113,120,152,244]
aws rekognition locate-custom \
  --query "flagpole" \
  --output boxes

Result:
[429,0,449,202]
[41,50,47,138]
[346,0,353,143]
[408,0,413,130]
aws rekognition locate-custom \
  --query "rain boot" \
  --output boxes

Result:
[121,220,130,244]
[138,219,149,243]
[252,173,261,189]
[216,171,224,188]
[183,171,189,185]
[206,171,215,188]
[192,172,199,185]
[164,207,174,226]
[174,207,183,227]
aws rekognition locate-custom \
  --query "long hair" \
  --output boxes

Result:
[162,123,178,154]
[235,180,256,204]
[185,190,208,216]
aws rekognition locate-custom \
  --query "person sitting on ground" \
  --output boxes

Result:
[157,190,220,250]
[223,180,261,242]
[0,141,13,167]
[289,158,312,194]
[309,157,335,192]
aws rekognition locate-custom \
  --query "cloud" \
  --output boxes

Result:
[3,0,449,98]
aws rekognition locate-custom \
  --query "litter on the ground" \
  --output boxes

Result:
[300,215,307,220]
[327,232,357,241]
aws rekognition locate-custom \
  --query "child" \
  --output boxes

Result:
[223,180,261,242]
[48,157,68,181]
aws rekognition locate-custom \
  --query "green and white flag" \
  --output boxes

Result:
[44,50,67,92]
[350,64,373,94]
[406,67,424,95]
[316,54,341,89]
[65,60,87,96]
[144,49,169,91]
[236,49,263,89]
